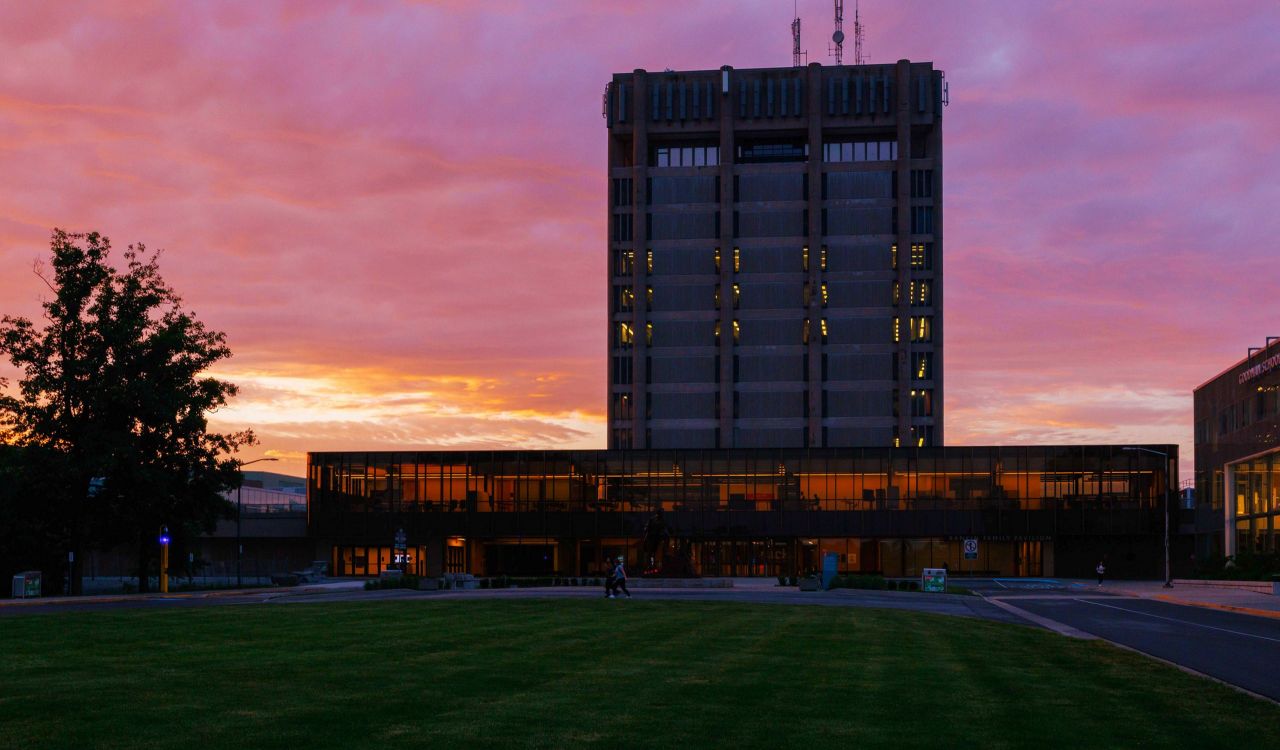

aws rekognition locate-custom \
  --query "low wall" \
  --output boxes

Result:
[1172,579,1275,595]
[629,578,734,589]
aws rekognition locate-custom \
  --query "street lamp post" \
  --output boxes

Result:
[237,457,279,587]
[1122,446,1173,588]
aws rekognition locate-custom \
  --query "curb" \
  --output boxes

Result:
[1101,585,1280,621]
[0,587,292,608]
[982,596,1097,639]
[1150,594,1280,621]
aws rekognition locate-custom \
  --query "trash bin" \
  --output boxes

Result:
[11,571,41,599]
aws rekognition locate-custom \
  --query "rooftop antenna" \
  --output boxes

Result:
[791,4,807,67]
[853,0,866,65]
[830,0,844,65]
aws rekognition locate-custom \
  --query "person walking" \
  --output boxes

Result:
[605,561,617,598]
[1096,560,1106,587]
[613,555,631,598]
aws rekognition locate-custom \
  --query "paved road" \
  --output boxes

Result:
[967,578,1280,701]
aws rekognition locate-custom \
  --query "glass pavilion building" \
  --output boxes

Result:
[307,446,1176,580]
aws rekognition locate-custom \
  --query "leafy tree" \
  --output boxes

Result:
[1,229,254,593]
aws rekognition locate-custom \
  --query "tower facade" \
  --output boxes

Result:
[606,61,943,449]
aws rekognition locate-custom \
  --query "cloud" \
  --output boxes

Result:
[2,0,1278,483]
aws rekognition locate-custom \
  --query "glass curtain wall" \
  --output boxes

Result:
[1233,450,1280,553]
[310,447,1171,577]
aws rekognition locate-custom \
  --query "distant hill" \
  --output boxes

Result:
[242,470,306,492]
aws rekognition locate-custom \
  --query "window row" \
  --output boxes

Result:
[610,352,932,388]
[612,280,931,314]
[737,76,806,119]
[610,208,937,243]
[823,140,899,163]
[614,316,933,348]
[654,145,721,168]
[1216,385,1280,438]
[647,79,718,123]
[615,244,935,276]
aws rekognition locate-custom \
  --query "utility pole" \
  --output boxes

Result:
[236,457,279,587]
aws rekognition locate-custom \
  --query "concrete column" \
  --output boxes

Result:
[718,66,735,447]
[631,69,649,448]
[806,62,824,447]
[928,67,944,445]
[894,60,913,445]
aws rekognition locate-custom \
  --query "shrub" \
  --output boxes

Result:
[1196,552,1280,581]
[829,574,886,590]
[364,574,420,591]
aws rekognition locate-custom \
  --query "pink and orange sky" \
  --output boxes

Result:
[1,1,1278,479]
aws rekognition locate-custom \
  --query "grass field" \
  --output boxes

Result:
[3,599,1278,749]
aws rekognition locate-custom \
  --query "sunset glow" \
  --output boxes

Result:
[2,1,1277,477]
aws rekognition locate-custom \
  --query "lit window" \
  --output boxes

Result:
[821,283,828,307]
[714,285,721,308]
[910,280,931,306]
[910,243,932,270]
[646,250,654,274]
[646,322,653,345]
[890,243,897,270]
[893,281,901,305]
[802,318,811,344]
[893,317,900,343]
[714,247,721,272]
[646,286,654,306]
[802,245,809,271]
[732,283,740,309]
[733,247,740,273]
[619,322,634,346]
[714,322,721,341]
[909,316,932,342]
[820,318,828,342]
[910,389,933,417]
[913,352,931,380]
[732,319,740,343]
[820,246,827,271]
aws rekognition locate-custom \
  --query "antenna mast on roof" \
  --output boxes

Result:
[853,0,866,65]
[830,0,844,65]
[791,5,807,67]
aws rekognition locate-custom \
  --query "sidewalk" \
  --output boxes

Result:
[0,579,364,608]
[1090,579,1280,620]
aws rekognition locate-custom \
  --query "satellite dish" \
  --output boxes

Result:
[833,29,845,44]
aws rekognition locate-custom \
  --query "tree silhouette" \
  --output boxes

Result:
[1,229,254,593]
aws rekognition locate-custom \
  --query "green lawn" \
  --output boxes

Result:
[2,600,1277,749]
